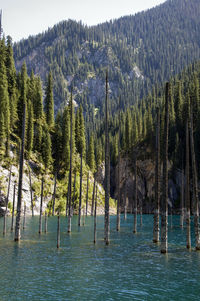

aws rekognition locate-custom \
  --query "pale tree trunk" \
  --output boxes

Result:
[68,89,73,233]
[52,171,57,216]
[57,214,60,248]
[45,212,47,233]
[39,177,44,234]
[86,173,89,216]
[23,203,26,230]
[78,151,83,226]
[3,166,12,235]
[180,167,184,228]
[153,108,160,243]
[124,164,127,220]
[189,110,200,250]
[29,167,34,217]
[161,82,169,254]
[94,184,97,244]
[91,177,96,216]
[116,140,121,231]
[185,120,191,249]
[11,184,16,231]
[66,176,70,217]
[133,157,137,234]
[140,198,143,227]
[15,104,26,242]
[72,172,77,216]
[105,71,110,245]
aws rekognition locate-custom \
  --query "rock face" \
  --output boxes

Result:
[111,157,181,214]
[0,162,49,217]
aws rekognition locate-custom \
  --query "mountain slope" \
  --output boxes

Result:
[13,0,200,116]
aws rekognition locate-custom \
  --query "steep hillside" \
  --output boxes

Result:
[13,0,200,116]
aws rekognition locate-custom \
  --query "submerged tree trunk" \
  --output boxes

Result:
[78,151,83,226]
[39,177,44,234]
[68,89,73,233]
[189,110,200,250]
[91,177,96,216]
[72,172,77,216]
[15,104,26,242]
[11,184,16,232]
[94,184,97,244]
[57,214,60,249]
[86,173,89,216]
[116,138,121,231]
[153,108,160,243]
[185,120,191,249]
[45,212,47,233]
[161,83,169,254]
[180,167,184,228]
[105,71,110,245]
[124,164,127,221]
[23,203,26,230]
[52,171,57,216]
[140,199,143,227]
[29,167,34,217]
[66,177,70,217]
[133,158,137,234]
[3,166,12,235]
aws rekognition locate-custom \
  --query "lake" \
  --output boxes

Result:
[0,214,200,300]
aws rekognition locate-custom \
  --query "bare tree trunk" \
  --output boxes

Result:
[124,165,127,221]
[94,184,97,244]
[185,120,191,249]
[189,109,200,250]
[133,158,137,233]
[39,177,44,234]
[68,89,73,233]
[15,104,26,242]
[3,166,12,235]
[45,212,47,233]
[72,172,77,216]
[78,151,83,226]
[105,71,110,245]
[23,203,26,230]
[153,108,160,243]
[52,171,57,216]
[140,199,143,227]
[66,176,70,217]
[180,167,184,228]
[29,167,34,217]
[116,141,121,231]
[57,214,60,248]
[161,83,169,254]
[86,173,89,216]
[91,177,96,216]
[11,184,16,231]
[82,206,85,226]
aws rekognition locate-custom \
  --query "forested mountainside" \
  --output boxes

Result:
[0,37,110,217]
[13,0,200,120]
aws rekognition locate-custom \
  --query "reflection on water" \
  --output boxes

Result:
[0,215,200,300]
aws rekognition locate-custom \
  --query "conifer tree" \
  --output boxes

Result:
[44,71,54,129]
[41,125,52,170]
[62,106,70,170]
[161,83,169,254]
[17,62,27,139]
[87,134,95,173]
[78,105,86,226]
[26,100,34,158]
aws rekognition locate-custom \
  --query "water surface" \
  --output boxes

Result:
[0,215,200,300]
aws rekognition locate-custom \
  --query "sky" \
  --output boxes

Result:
[1,0,166,42]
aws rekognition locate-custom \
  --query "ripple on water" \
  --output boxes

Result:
[0,215,200,300]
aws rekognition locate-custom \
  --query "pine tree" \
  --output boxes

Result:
[62,106,70,170]
[44,71,54,129]
[0,51,10,157]
[87,134,95,173]
[41,125,52,170]
[17,62,27,139]
[26,100,34,158]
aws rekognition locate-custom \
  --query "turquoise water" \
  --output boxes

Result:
[0,215,200,300]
